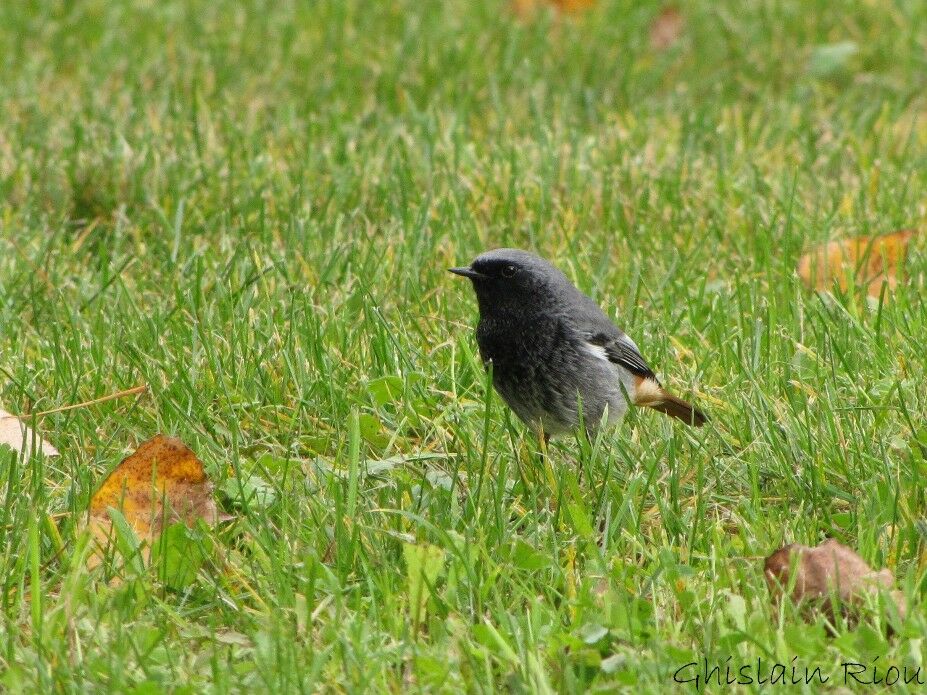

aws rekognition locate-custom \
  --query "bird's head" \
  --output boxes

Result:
[449,248,571,314]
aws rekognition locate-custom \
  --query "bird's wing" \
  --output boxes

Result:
[566,291,658,380]
[584,331,658,381]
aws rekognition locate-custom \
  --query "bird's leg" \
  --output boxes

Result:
[536,425,549,461]
[537,427,561,514]
[575,424,592,489]
[538,429,553,485]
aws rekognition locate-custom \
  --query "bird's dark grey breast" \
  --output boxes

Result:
[475,311,584,429]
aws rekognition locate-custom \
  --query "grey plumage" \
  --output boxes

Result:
[450,248,705,436]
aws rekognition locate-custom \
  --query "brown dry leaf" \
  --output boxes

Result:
[551,0,596,12]
[0,405,58,458]
[764,539,906,626]
[86,434,218,570]
[511,0,595,18]
[649,6,684,50]
[796,229,918,299]
[510,0,537,18]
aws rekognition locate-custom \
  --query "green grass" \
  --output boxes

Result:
[1,0,927,691]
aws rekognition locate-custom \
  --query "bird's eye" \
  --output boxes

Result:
[501,265,517,278]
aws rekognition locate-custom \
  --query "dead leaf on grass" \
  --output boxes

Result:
[86,434,219,570]
[551,0,596,12]
[0,385,146,459]
[512,0,595,19]
[0,406,58,458]
[796,229,918,299]
[649,6,684,51]
[764,539,906,627]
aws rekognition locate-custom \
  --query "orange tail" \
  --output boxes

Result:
[634,379,707,427]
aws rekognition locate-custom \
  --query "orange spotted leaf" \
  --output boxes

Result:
[796,229,918,299]
[87,435,218,570]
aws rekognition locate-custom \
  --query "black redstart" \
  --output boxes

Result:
[450,248,706,439]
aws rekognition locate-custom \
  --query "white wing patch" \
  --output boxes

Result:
[582,341,611,362]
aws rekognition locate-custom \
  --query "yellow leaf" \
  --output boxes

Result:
[796,229,918,299]
[551,0,596,12]
[511,0,595,18]
[86,434,218,571]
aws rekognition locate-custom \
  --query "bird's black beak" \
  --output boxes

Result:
[448,266,487,280]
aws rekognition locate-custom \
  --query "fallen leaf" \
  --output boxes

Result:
[796,229,918,299]
[510,0,538,19]
[511,0,595,18]
[551,0,595,12]
[764,539,907,626]
[0,386,147,459]
[87,435,218,571]
[649,6,684,51]
[0,406,58,458]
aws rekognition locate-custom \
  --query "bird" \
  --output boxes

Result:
[449,248,706,441]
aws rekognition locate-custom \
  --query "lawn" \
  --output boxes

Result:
[1,0,927,691]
